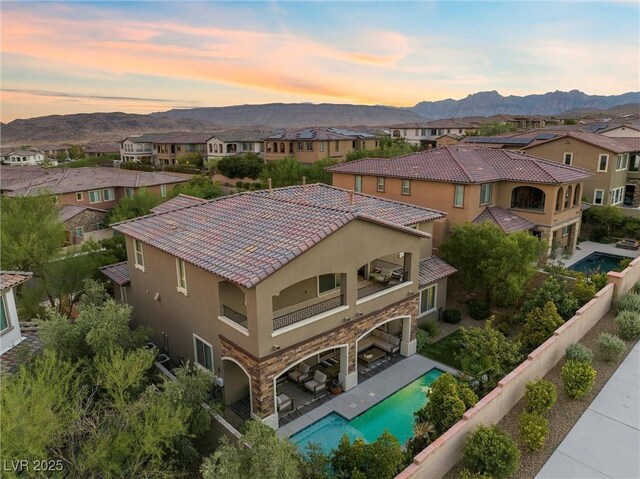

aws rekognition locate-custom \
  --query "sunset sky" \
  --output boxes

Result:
[1,1,638,122]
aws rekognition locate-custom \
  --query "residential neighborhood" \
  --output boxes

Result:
[1,2,639,479]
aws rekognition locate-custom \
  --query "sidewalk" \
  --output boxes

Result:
[536,341,640,479]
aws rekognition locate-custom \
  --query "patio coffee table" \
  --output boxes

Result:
[359,347,386,366]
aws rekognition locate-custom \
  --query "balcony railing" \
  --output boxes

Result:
[222,306,248,329]
[273,295,344,330]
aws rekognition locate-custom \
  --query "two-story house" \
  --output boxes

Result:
[388,120,478,148]
[1,149,45,166]
[120,134,164,163]
[102,184,454,428]
[328,146,593,255]
[206,129,268,159]
[153,132,213,166]
[263,128,378,163]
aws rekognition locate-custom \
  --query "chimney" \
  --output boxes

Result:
[302,176,306,186]
[349,190,354,205]
[268,178,272,193]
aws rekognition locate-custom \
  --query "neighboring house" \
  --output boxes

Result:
[149,193,207,214]
[388,120,477,148]
[1,149,45,166]
[610,137,640,207]
[263,127,377,163]
[102,183,454,428]
[1,166,188,209]
[436,134,463,148]
[120,134,164,163]
[84,143,120,157]
[328,146,592,255]
[0,271,32,355]
[206,129,268,159]
[37,144,70,158]
[153,132,213,166]
[58,205,111,246]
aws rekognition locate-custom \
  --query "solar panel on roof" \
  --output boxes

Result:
[297,131,314,139]
[535,133,556,140]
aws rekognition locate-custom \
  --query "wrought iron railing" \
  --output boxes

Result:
[273,295,344,330]
[222,305,248,329]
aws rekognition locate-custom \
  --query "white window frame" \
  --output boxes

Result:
[89,190,101,204]
[193,334,214,371]
[160,185,167,197]
[419,284,437,317]
[74,226,83,237]
[401,179,411,195]
[563,152,573,166]
[76,192,84,201]
[318,273,341,296]
[480,183,492,205]
[561,226,570,237]
[354,175,362,193]
[319,142,325,153]
[102,188,114,202]
[0,295,10,333]
[377,177,385,192]
[176,258,187,295]
[125,188,134,198]
[597,154,609,172]
[454,184,465,207]
[593,189,604,205]
[611,187,624,205]
[134,239,145,271]
[616,154,624,171]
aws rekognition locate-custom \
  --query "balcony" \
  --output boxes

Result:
[222,306,247,328]
[510,186,546,212]
[273,295,344,331]
[358,260,406,300]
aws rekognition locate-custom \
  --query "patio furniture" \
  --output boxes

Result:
[276,393,293,412]
[304,370,328,398]
[358,347,386,367]
[358,329,400,355]
[616,239,640,250]
[288,362,311,384]
[369,268,393,285]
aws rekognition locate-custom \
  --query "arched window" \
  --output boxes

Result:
[556,187,564,212]
[573,184,581,206]
[280,142,285,153]
[565,185,572,209]
[511,186,546,211]
[392,130,401,137]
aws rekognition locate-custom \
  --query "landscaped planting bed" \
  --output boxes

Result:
[444,308,636,479]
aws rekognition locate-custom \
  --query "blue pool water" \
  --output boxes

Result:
[290,368,443,453]
[569,252,629,274]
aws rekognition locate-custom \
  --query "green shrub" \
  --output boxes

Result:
[459,470,491,479]
[243,182,251,189]
[524,378,557,415]
[565,343,593,364]
[562,360,596,399]
[421,320,439,339]
[493,314,515,336]
[442,309,462,324]
[572,274,597,306]
[634,282,640,294]
[120,162,155,172]
[518,412,549,451]
[521,276,578,321]
[416,329,430,354]
[589,226,608,242]
[462,425,520,479]
[597,333,626,362]
[235,181,243,188]
[519,302,564,351]
[615,293,640,313]
[616,310,640,340]
[467,300,490,320]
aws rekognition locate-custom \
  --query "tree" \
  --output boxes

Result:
[344,137,419,162]
[586,205,625,237]
[329,431,406,479]
[468,122,518,137]
[108,188,162,223]
[457,320,523,393]
[520,275,578,321]
[216,153,264,179]
[56,150,69,162]
[178,152,204,167]
[69,145,85,159]
[260,157,302,187]
[519,302,564,351]
[201,420,302,479]
[99,234,128,263]
[414,373,477,436]
[169,174,222,199]
[440,222,543,306]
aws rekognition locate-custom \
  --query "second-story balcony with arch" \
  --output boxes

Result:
[510,186,546,212]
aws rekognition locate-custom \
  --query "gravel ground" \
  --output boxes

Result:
[444,308,636,479]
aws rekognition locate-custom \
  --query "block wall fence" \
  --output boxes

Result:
[397,258,640,479]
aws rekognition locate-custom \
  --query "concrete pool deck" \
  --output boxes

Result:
[536,340,640,479]
[560,241,640,269]
[276,354,457,438]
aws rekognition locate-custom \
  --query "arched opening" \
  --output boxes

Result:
[266,143,272,153]
[219,281,247,330]
[565,185,573,209]
[355,315,413,380]
[556,187,564,212]
[273,142,279,153]
[392,129,401,137]
[511,186,546,211]
[289,142,293,153]
[223,357,252,420]
[279,142,285,153]
[573,183,581,206]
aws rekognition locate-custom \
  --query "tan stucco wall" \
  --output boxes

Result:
[264,138,378,163]
[58,183,177,210]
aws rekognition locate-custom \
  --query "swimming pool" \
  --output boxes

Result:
[569,252,629,274]
[289,368,443,453]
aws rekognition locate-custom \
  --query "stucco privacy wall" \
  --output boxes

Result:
[395,267,632,479]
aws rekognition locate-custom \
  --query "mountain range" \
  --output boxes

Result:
[1,90,638,146]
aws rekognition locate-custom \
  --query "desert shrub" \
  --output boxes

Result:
[459,470,491,479]
[442,309,462,324]
[597,333,626,362]
[615,292,640,313]
[519,302,564,351]
[421,320,439,339]
[562,360,596,399]
[518,412,549,451]
[462,425,520,479]
[467,300,490,320]
[524,378,557,415]
[565,343,593,364]
[616,310,640,340]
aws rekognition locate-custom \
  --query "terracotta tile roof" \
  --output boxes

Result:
[265,127,374,141]
[3,167,189,197]
[58,205,108,222]
[150,194,208,214]
[0,322,43,377]
[0,271,33,291]
[122,133,168,144]
[84,143,120,154]
[472,206,536,233]
[0,165,49,189]
[419,256,457,287]
[523,131,634,154]
[152,132,215,144]
[327,146,593,185]
[99,261,130,286]
[252,184,445,225]
[112,190,428,289]
[609,137,640,152]
[212,129,271,142]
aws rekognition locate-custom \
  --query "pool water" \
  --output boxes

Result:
[290,368,443,453]
[569,252,629,274]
